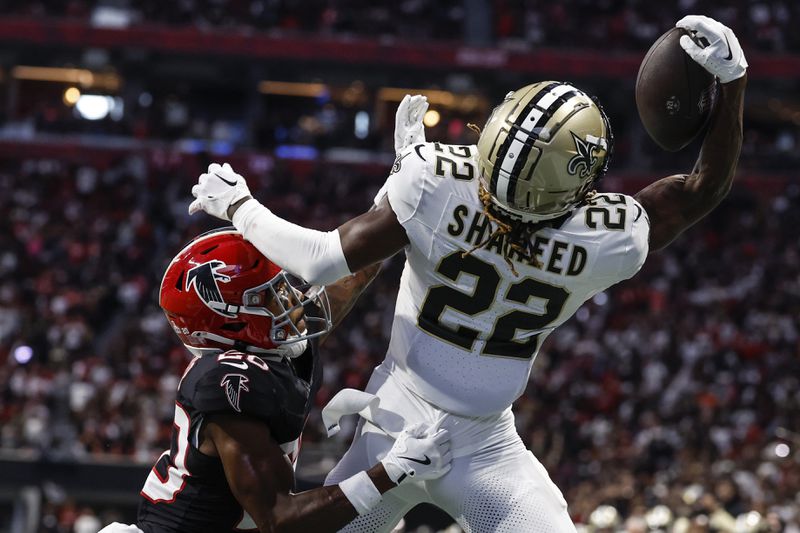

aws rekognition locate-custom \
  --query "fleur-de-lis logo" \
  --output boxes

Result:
[567,131,605,180]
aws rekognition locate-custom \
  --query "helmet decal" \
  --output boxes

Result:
[220,373,249,412]
[161,231,333,356]
[567,131,607,180]
[185,260,236,318]
[476,81,613,222]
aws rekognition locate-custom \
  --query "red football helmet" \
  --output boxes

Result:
[160,228,331,357]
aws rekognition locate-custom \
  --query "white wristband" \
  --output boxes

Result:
[338,471,382,515]
[232,199,351,285]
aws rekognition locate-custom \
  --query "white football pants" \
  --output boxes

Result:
[324,364,576,533]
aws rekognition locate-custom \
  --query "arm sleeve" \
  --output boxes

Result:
[232,199,351,285]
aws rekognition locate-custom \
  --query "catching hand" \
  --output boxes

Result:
[676,15,747,84]
[394,95,428,155]
[188,163,252,221]
[381,423,452,484]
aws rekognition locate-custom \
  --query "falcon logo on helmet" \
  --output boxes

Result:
[185,260,237,318]
[220,373,249,412]
[160,229,333,357]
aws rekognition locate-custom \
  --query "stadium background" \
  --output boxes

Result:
[0,1,798,532]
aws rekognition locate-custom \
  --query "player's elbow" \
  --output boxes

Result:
[699,179,733,211]
[268,496,314,533]
[685,172,734,217]
[271,516,303,533]
[290,230,351,286]
[233,490,305,533]
[297,259,348,286]
[228,481,278,532]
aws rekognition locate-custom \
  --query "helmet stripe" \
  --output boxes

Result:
[492,82,579,206]
[506,89,581,207]
[489,81,560,199]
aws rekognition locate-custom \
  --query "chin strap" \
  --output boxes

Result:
[272,338,308,359]
[189,331,308,359]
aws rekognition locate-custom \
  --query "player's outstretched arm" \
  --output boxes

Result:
[635,15,746,252]
[302,199,409,338]
[313,261,382,346]
[205,414,451,533]
[188,97,424,285]
[189,161,408,285]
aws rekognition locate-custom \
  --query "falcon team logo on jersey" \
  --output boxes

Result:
[567,131,606,179]
[220,373,250,412]
[185,260,236,317]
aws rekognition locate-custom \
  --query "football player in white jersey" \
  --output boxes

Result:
[188,15,746,532]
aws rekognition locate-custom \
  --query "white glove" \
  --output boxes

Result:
[394,95,428,154]
[98,523,144,533]
[188,162,252,221]
[381,423,452,484]
[676,15,747,84]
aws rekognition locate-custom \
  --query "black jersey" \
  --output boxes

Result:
[137,338,320,533]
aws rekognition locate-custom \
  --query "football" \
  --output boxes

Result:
[635,27,718,151]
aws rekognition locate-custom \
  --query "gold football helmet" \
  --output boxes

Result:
[476,81,613,222]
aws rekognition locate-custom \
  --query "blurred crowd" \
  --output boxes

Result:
[2,1,799,178]
[0,150,387,461]
[0,145,798,531]
[3,0,800,52]
[520,186,800,531]
[7,75,800,178]
[494,0,800,53]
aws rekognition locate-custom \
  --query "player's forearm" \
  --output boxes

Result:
[230,198,352,285]
[685,75,746,217]
[265,465,395,533]
[314,263,382,344]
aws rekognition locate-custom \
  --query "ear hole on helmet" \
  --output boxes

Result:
[175,270,185,291]
[199,245,219,255]
[220,322,247,332]
[251,258,260,269]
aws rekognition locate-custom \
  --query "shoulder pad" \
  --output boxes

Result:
[393,143,431,171]
[187,351,281,420]
[374,144,428,207]
[567,193,649,281]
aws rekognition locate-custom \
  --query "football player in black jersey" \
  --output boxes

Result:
[101,228,452,533]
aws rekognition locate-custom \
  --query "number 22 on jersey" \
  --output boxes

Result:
[417,251,570,360]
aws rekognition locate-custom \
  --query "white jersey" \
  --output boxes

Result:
[375,142,649,416]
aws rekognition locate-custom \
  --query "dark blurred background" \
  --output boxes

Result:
[0,1,798,532]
